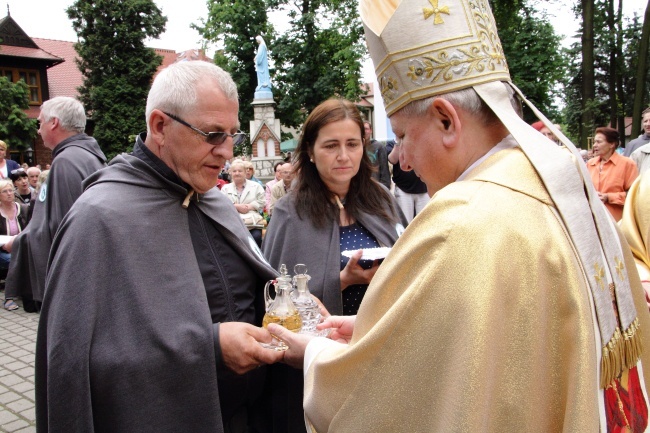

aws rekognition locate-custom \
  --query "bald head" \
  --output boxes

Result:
[27,167,41,188]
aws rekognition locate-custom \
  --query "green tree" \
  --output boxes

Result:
[0,77,37,150]
[67,0,167,159]
[622,15,648,117]
[491,0,567,122]
[195,0,274,156]
[269,0,365,128]
[562,0,649,146]
[581,0,595,148]
[632,0,650,137]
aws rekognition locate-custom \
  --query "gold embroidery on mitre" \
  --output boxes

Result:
[407,60,428,86]
[379,75,399,102]
[615,257,626,281]
[601,318,643,388]
[406,0,507,88]
[423,0,450,25]
[594,263,605,290]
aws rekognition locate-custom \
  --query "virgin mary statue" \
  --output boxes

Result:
[254,36,273,98]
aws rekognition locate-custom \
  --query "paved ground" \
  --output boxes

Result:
[0,298,38,433]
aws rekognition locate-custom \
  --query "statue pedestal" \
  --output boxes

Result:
[254,89,273,100]
[250,98,282,180]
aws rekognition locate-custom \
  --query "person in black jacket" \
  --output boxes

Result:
[386,139,430,222]
[363,121,391,189]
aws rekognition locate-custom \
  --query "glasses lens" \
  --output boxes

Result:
[206,132,227,146]
[205,132,247,146]
[233,133,246,146]
[11,168,24,175]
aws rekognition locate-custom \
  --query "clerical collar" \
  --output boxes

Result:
[456,135,518,182]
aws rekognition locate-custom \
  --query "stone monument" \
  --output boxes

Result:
[250,35,282,180]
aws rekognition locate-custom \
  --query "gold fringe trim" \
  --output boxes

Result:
[601,318,643,388]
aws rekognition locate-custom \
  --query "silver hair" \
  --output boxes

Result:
[229,159,246,173]
[145,61,238,133]
[0,179,13,191]
[397,83,522,125]
[40,97,86,133]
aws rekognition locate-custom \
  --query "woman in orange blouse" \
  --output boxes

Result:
[587,127,638,221]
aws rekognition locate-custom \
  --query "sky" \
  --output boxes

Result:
[9,0,645,50]
[8,0,646,77]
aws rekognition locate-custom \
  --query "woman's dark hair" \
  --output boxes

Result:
[293,99,396,227]
[595,127,620,147]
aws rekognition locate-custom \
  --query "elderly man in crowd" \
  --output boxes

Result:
[630,109,650,173]
[625,107,650,157]
[4,97,106,312]
[271,1,650,431]
[36,61,284,433]
[26,166,41,190]
[268,161,294,215]
[265,161,283,212]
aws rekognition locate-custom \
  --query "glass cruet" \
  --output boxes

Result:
[262,264,302,333]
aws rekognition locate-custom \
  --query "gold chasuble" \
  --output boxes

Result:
[304,148,650,432]
[300,0,650,431]
[621,172,650,285]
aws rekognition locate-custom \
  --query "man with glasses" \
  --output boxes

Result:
[4,96,106,312]
[36,61,284,433]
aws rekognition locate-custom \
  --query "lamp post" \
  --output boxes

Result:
[25,147,33,165]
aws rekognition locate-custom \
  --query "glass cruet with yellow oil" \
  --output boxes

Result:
[262,264,302,350]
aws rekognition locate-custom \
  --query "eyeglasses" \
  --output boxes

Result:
[10,168,25,175]
[163,112,247,147]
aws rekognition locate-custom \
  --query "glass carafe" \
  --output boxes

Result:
[291,264,322,335]
[262,264,302,333]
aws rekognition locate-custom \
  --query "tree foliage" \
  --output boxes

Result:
[67,0,167,159]
[491,0,567,122]
[198,0,365,152]
[0,77,37,150]
[562,0,650,146]
[195,0,274,156]
[632,0,650,137]
[268,0,365,129]
[580,0,595,148]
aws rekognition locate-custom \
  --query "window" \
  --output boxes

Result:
[0,68,42,105]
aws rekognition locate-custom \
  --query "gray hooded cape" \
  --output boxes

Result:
[6,133,107,302]
[35,152,277,433]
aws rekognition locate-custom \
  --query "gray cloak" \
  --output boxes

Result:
[6,133,106,302]
[36,152,276,433]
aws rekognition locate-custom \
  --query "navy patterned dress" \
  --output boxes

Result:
[339,222,381,315]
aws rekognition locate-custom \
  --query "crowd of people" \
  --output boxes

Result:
[3,0,650,432]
